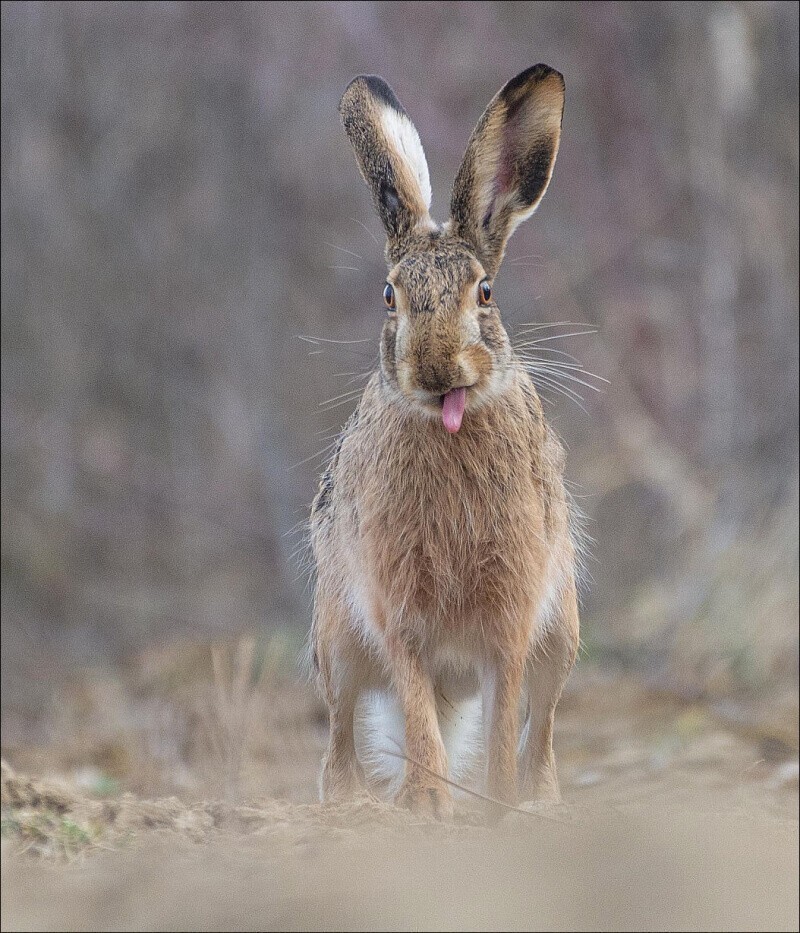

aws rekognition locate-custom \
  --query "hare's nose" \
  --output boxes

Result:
[415,359,459,395]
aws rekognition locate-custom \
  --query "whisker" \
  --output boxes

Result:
[518,353,608,382]
[514,340,581,354]
[528,369,585,400]
[289,439,341,470]
[506,253,544,263]
[319,391,364,412]
[519,359,595,391]
[515,355,609,388]
[538,380,586,407]
[319,398,363,413]
[514,320,588,330]
[513,345,584,364]
[297,335,373,345]
[332,370,375,387]
[350,216,381,247]
[517,329,598,344]
[328,265,361,272]
[319,387,366,407]
[528,366,605,393]
[536,362,608,383]
[312,426,344,439]
[538,385,588,414]
[324,241,364,261]
[523,368,589,412]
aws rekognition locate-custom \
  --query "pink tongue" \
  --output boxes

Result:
[442,387,467,434]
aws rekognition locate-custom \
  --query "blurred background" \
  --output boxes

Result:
[1,2,798,797]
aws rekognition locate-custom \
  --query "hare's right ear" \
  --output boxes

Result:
[450,65,565,277]
[340,76,433,256]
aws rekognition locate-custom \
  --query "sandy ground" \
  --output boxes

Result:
[1,649,798,931]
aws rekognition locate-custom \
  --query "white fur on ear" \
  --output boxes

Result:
[380,105,432,210]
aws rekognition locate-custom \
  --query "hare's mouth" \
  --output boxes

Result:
[411,381,479,411]
[440,386,468,433]
[408,383,479,433]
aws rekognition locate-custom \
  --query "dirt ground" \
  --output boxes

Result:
[1,642,798,931]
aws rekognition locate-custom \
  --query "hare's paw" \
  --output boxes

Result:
[320,754,367,804]
[395,780,454,820]
[519,769,562,807]
[517,794,562,812]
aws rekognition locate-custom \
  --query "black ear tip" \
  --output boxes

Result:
[340,74,406,116]
[503,64,565,100]
[343,74,383,94]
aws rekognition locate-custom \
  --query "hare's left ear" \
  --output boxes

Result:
[450,65,564,277]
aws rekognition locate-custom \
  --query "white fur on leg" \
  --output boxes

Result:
[356,689,483,798]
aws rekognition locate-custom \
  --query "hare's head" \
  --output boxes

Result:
[340,66,564,433]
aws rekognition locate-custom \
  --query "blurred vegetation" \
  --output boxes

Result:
[1,2,798,717]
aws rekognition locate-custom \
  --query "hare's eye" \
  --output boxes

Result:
[478,280,493,305]
[383,283,396,310]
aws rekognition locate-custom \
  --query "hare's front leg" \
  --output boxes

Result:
[388,640,453,819]
[519,583,579,805]
[314,607,370,803]
[482,648,527,814]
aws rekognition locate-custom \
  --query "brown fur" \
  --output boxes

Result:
[311,66,578,819]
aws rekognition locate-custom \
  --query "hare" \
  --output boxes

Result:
[309,65,580,819]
